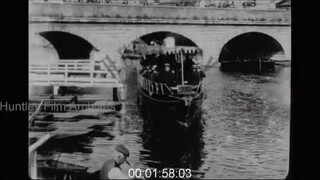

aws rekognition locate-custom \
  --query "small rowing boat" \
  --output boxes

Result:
[38,159,88,173]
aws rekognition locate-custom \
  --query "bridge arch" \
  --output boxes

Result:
[119,30,201,69]
[38,31,95,59]
[124,30,200,49]
[218,32,286,62]
[134,31,198,47]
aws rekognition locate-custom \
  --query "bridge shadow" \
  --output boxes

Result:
[219,61,276,74]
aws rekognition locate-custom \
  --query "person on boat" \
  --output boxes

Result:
[150,39,156,46]
[198,65,206,81]
[146,65,153,80]
[192,53,202,65]
[184,55,195,84]
[161,63,176,87]
[140,65,151,78]
[100,144,131,179]
[189,64,206,85]
[185,54,195,70]
[150,65,160,82]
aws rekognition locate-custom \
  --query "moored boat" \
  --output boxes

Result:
[37,159,88,179]
[38,159,88,172]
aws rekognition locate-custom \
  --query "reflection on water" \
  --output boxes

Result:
[139,120,206,176]
[38,66,290,179]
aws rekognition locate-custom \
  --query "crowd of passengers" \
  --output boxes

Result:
[139,50,206,87]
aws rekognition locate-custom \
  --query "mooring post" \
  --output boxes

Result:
[29,133,51,179]
[120,85,126,101]
[29,150,37,179]
[120,101,127,116]
[113,87,119,101]
[259,58,262,72]
[53,86,59,95]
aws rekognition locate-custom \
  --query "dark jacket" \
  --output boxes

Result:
[150,70,160,82]
[189,69,206,85]
[161,70,176,87]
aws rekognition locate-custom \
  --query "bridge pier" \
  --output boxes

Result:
[120,85,126,101]
[113,85,126,101]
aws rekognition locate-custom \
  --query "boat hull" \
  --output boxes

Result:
[37,160,88,179]
[38,160,88,172]
[137,86,203,131]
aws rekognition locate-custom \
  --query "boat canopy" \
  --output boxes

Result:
[124,38,202,57]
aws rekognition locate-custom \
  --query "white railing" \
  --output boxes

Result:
[138,74,204,95]
[29,59,123,88]
[138,75,173,95]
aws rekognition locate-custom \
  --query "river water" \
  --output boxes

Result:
[47,64,290,179]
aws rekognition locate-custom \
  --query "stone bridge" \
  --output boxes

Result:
[29,2,291,66]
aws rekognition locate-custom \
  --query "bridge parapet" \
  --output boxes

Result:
[29,2,291,25]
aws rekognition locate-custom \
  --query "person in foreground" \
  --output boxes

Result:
[100,144,131,179]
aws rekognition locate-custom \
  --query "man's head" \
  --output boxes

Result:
[152,65,158,71]
[196,65,202,71]
[192,64,197,71]
[164,63,170,71]
[113,144,130,166]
